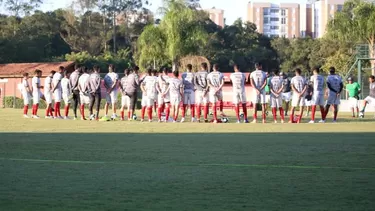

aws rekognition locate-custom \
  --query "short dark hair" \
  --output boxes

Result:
[64,71,69,77]
[50,70,56,75]
[59,66,64,71]
[255,63,262,69]
[186,64,192,71]
[329,66,335,73]
[124,68,130,75]
[34,69,41,75]
[173,70,179,77]
[272,69,279,75]
[370,75,375,80]
[134,66,140,72]
[153,69,158,75]
[23,72,29,77]
[233,64,239,70]
[201,62,208,70]
[295,68,302,75]
[82,67,88,73]
[74,64,80,70]
[93,65,99,72]
[213,64,219,70]
[147,68,152,76]
[313,67,320,73]
[162,67,168,74]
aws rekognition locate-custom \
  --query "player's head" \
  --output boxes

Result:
[147,68,152,76]
[266,72,270,78]
[213,64,219,72]
[329,66,336,75]
[201,62,208,71]
[93,65,100,73]
[34,69,40,76]
[279,72,286,79]
[133,66,139,74]
[63,71,70,78]
[173,70,179,78]
[312,67,320,75]
[23,72,29,79]
[186,64,192,72]
[272,69,279,76]
[82,67,88,74]
[162,67,168,75]
[347,77,353,84]
[369,75,375,83]
[124,68,130,76]
[108,64,115,73]
[295,68,302,76]
[233,64,239,72]
[74,64,80,70]
[255,62,262,70]
[59,66,64,73]
[152,69,158,76]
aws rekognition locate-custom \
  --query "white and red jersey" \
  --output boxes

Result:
[158,75,170,93]
[230,72,246,93]
[61,78,71,96]
[21,78,30,97]
[168,78,183,97]
[142,75,157,97]
[269,76,283,93]
[327,74,342,93]
[32,76,40,94]
[207,71,223,89]
[104,72,119,91]
[52,72,62,91]
[78,73,90,93]
[181,72,195,91]
[310,74,324,94]
[291,76,306,93]
[250,69,267,89]
[44,76,52,93]
[195,71,208,91]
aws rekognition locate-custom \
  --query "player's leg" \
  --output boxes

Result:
[289,94,298,123]
[146,98,153,122]
[104,93,110,117]
[32,93,40,118]
[217,91,225,116]
[196,91,202,122]
[79,94,87,120]
[165,102,171,122]
[233,93,240,123]
[157,95,164,122]
[110,91,117,119]
[89,94,95,118]
[251,90,258,123]
[64,95,70,119]
[261,92,266,123]
[277,97,285,123]
[190,91,196,122]
[140,94,146,122]
[120,96,126,121]
[181,93,187,122]
[95,93,101,120]
[355,98,359,117]
[23,96,29,118]
[359,97,371,118]
[271,96,277,123]
[203,95,209,122]
[241,92,248,123]
[72,91,79,119]
[210,92,218,123]
[310,94,317,123]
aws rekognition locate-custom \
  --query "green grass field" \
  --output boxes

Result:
[1,109,375,210]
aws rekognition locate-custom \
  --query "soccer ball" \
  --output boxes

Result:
[132,114,137,120]
[240,113,244,118]
[359,112,364,118]
[221,117,229,123]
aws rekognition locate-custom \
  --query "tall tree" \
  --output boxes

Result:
[0,0,43,16]
[327,0,375,75]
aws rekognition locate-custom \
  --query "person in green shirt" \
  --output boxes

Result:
[264,72,271,116]
[345,77,361,117]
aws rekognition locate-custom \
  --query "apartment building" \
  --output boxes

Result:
[205,7,225,28]
[247,0,345,38]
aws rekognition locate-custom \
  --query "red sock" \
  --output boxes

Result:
[235,105,240,121]
[196,105,201,119]
[213,105,217,120]
[23,105,28,115]
[311,105,316,121]
[158,107,162,120]
[182,104,186,117]
[147,107,152,120]
[80,105,85,118]
[128,111,131,119]
[204,105,209,120]
[298,111,303,123]
[55,102,61,117]
[141,106,146,119]
[272,107,277,120]
[121,111,124,119]
[165,106,170,121]
[161,103,165,113]
[320,106,325,119]
[34,104,39,116]
[46,107,50,116]
[64,104,69,117]
[54,103,58,117]
[290,110,295,122]
[279,108,285,121]
[262,113,266,121]
[242,103,248,120]
[219,100,223,112]
[253,109,257,120]
[31,105,35,115]
[191,104,195,118]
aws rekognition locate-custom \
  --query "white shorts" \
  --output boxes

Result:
[305,99,311,107]
[183,90,195,105]
[209,90,223,103]
[121,95,130,108]
[23,94,31,106]
[141,94,154,107]
[364,96,375,105]
[292,94,306,107]
[196,90,208,105]
[311,94,325,106]
[63,94,71,105]
[54,89,62,102]
[158,93,170,105]
[265,94,270,104]
[252,90,266,104]
[233,91,246,105]
[80,93,91,105]
[106,90,118,104]
[281,92,292,102]
[270,95,282,108]
[44,91,53,104]
[327,92,340,105]
[32,91,41,104]
[348,97,359,108]
[170,95,181,106]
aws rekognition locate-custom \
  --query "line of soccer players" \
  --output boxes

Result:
[20,62,375,123]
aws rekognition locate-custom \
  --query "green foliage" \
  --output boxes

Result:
[4,96,47,109]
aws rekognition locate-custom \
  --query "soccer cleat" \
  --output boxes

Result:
[158,119,161,123]
[274,120,277,123]
[81,117,87,120]
[23,115,30,118]
[64,116,70,120]
[173,120,177,123]
[89,114,96,121]
[332,120,337,123]
[149,119,152,122]
[281,120,285,124]
[74,117,77,120]
[45,116,52,119]
[32,115,40,119]
[180,117,185,123]
[236,120,241,123]
[213,120,218,124]
[191,117,196,122]
[251,119,257,124]
[141,119,144,122]
[318,119,326,123]
[308,120,315,124]
[244,119,249,123]
[204,119,209,123]
[359,112,364,118]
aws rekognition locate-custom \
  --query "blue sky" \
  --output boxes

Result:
[2,0,308,24]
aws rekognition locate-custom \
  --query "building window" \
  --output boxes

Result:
[270,26,279,30]
[281,9,286,16]
[270,17,279,22]
[270,9,279,13]
[281,26,286,33]
[281,18,286,24]
[337,5,343,11]
[301,31,306,37]
[331,5,335,11]
[263,17,269,24]
[263,8,269,15]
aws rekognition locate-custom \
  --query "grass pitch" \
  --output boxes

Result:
[0,109,375,210]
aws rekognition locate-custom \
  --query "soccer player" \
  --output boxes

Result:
[21,73,32,118]
[165,71,184,122]
[44,71,55,118]
[304,82,313,117]
[269,69,285,123]
[207,64,225,123]
[322,67,343,123]
[195,62,209,122]
[125,66,140,120]
[346,77,361,118]
[309,67,325,123]
[69,64,81,119]
[103,64,119,119]
[250,63,267,123]
[230,64,248,123]
[359,75,375,118]
[78,67,91,120]
[181,64,196,122]
[61,71,72,119]
[140,69,158,122]
[88,65,101,121]
[264,72,271,116]
[31,69,43,118]
[152,69,159,114]
[156,67,170,122]
[120,69,130,121]
[52,66,64,118]
[280,72,292,116]
[289,68,307,123]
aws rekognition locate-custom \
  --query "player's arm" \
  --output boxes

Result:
[338,81,343,94]
[276,83,284,95]
[140,82,146,95]
[78,80,83,93]
[156,79,162,94]
[52,77,61,92]
[346,86,349,99]
[250,76,258,91]
[25,81,32,95]
[180,84,184,98]
[326,81,337,93]
[300,83,308,96]
[218,76,225,91]
[260,77,267,91]
[94,76,101,93]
